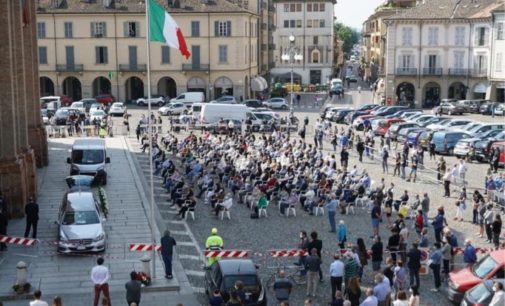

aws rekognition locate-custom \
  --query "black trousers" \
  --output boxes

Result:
[24,220,37,238]
[330,276,342,300]
[485,224,493,241]
[444,181,450,197]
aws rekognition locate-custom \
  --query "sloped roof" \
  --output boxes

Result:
[37,0,254,14]
[386,0,501,21]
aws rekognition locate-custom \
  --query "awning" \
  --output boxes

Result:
[474,83,487,93]
[250,76,268,92]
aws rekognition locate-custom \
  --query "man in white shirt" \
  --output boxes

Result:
[29,290,48,306]
[91,257,111,306]
[490,282,505,306]
[329,254,345,300]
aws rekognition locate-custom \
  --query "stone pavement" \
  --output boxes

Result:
[0,137,200,306]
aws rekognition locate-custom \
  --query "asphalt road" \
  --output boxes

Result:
[119,90,503,306]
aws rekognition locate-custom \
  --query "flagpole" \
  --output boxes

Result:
[145,0,156,279]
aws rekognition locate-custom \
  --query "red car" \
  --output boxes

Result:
[374,118,405,137]
[95,94,115,106]
[446,249,505,304]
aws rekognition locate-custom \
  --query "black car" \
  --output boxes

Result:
[54,108,81,125]
[461,279,505,306]
[320,106,333,119]
[331,109,353,123]
[204,259,266,306]
[243,99,263,108]
[479,102,496,115]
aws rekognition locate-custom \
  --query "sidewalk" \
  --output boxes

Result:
[0,137,199,305]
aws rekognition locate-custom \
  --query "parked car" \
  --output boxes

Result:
[397,127,423,144]
[330,109,354,123]
[158,102,187,116]
[419,116,451,127]
[446,249,505,304]
[460,279,505,306]
[406,130,424,147]
[57,188,106,253]
[89,103,105,114]
[136,95,165,106]
[70,102,86,114]
[79,98,97,113]
[428,119,474,131]
[108,102,126,116]
[474,131,505,162]
[387,122,421,141]
[243,99,263,108]
[494,104,505,116]
[439,102,465,115]
[431,131,471,155]
[210,95,237,104]
[95,94,115,106]
[41,109,53,125]
[263,97,288,110]
[90,110,107,122]
[479,102,497,115]
[467,123,505,138]
[204,259,266,306]
[412,115,437,125]
[465,100,487,113]
[374,118,405,137]
[453,138,480,159]
[54,107,80,125]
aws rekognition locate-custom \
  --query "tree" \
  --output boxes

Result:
[334,22,360,54]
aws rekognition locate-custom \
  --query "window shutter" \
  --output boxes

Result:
[103,23,107,37]
[135,22,140,37]
[474,28,479,45]
[214,21,219,36]
[397,55,402,69]
[104,47,108,63]
[424,55,428,68]
[227,21,231,36]
[123,22,128,37]
[484,28,489,45]
[91,22,95,37]
[95,47,99,63]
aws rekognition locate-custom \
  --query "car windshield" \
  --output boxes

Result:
[223,275,258,290]
[112,103,123,107]
[71,149,104,165]
[472,255,497,278]
[468,124,484,132]
[56,109,69,117]
[62,210,99,225]
[468,281,493,303]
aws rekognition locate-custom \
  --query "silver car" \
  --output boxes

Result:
[57,189,106,253]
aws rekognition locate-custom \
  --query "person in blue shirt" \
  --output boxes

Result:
[326,194,338,232]
[429,242,443,292]
[360,288,378,306]
[372,273,391,305]
[431,207,447,243]
[338,220,347,249]
[463,239,477,267]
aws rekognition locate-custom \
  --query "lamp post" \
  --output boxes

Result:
[281,34,303,117]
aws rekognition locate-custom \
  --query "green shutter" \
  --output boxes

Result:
[123,22,128,37]
[227,21,231,36]
[91,22,95,37]
[104,47,108,64]
[214,21,219,36]
[103,23,107,37]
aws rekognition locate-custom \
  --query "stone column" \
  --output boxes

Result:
[26,0,48,168]
[0,1,29,218]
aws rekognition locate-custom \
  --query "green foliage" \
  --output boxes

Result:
[98,187,109,219]
[334,22,360,54]
[12,283,31,294]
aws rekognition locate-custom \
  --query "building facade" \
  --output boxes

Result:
[258,0,276,83]
[383,0,503,107]
[36,0,262,103]
[270,0,336,85]
[1,0,48,218]
[490,9,505,102]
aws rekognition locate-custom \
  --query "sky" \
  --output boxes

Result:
[334,0,385,30]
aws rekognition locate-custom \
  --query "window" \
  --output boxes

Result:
[307,3,312,11]
[475,27,487,46]
[38,47,48,64]
[307,20,312,28]
[401,54,412,68]
[296,20,302,28]
[497,23,504,40]
[37,22,46,38]
[296,3,302,11]
[284,20,289,28]
[319,20,325,28]
[64,22,73,38]
[290,20,295,28]
[215,21,231,37]
[311,50,320,63]
[313,36,319,45]
[495,53,503,72]
[401,27,413,46]
[454,51,465,68]
[284,4,289,12]
[428,54,438,68]
[191,21,200,37]
[125,22,139,37]
[218,45,228,63]
[290,4,295,12]
[455,26,465,46]
[95,46,108,64]
[161,46,170,64]
[428,27,439,46]
[91,22,107,37]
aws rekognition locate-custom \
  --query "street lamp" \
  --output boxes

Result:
[281,34,303,117]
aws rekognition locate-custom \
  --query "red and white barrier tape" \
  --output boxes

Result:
[204,250,249,258]
[0,235,37,246]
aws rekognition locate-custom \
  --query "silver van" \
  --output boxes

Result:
[67,139,110,185]
[57,188,106,253]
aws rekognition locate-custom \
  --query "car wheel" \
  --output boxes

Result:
[281,105,288,110]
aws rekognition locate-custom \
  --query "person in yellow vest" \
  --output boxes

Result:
[205,228,223,266]
[99,120,107,138]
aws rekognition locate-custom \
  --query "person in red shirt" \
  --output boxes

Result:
[415,210,424,235]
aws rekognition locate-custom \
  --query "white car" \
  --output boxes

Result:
[108,102,126,116]
[210,95,237,104]
[89,103,104,114]
[70,102,85,114]
[263,97,288,110]
[158,102,187,116]
[495,104,505,116]
[136,95,165,106]
[90,110,106,122]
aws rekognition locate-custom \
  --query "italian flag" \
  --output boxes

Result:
[149,0,191,59]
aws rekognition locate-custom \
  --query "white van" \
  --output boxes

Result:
[330,78,343,87]
[170,92,205,106]
[200,104,253,125]
[41,96,62,111]
[67,139,110,185]
[190,103,203,118]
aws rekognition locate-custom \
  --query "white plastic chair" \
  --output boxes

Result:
[286,206,296,217]
[184,210,195,221]
[219,198,233,220]
[258,200,269,217]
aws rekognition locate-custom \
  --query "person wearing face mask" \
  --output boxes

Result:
[489,282,504,306]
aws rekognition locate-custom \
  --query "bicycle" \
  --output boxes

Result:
[264,263,306,289]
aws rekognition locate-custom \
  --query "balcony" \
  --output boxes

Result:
[395,67,417,75]
[423,67,443,76]
[56,64,84,72]
[182,63,209,71]
[448,68,469,76]
[471,68,487,77]
[119,64,147,72]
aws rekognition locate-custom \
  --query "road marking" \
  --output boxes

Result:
[185,270,205,277]
[179,254,202,261]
